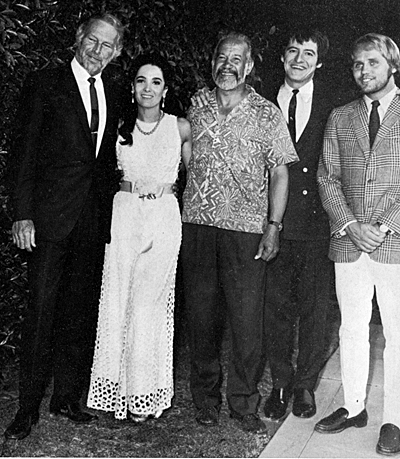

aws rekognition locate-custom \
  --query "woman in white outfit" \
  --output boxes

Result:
[87,53,191,421]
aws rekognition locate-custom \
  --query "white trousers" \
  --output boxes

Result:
[335,253,400,426]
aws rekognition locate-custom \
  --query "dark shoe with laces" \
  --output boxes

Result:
[49,402,98,424]
[376,423,400,456]
[230,412,268,435]
[195,406,219,426]
[292,388,316,418]
[263,387,291,421]
[315,407,368,434]
[4,410,39,440]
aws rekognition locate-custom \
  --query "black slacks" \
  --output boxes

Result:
[265,237,333,390]
[18,191,105,414]
[181,223,266,416]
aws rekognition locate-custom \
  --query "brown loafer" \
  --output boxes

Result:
[315,407,368,434]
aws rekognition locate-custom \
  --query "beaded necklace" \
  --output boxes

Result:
[135,111,164,136]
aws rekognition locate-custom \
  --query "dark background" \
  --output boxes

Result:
[187,0,400,104]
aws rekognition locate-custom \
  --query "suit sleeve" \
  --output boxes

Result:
[376,190,400,236]
[7,72,44,222]
[317,108,356,236]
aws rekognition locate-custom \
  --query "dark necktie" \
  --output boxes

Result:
[88,77,99,148]
[288,89,299,142]
[369,100,380,147]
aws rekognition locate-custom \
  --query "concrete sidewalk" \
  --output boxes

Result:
[260,324,385,458]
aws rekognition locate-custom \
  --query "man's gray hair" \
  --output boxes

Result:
[212,32,253,64]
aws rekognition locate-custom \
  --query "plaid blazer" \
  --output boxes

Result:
[317,94,400,264]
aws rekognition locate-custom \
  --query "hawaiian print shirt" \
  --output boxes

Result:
[182,86,298,234]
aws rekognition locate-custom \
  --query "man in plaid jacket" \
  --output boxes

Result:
[315,33,400,456]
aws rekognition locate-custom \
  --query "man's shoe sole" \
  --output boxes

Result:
[376,445,400,456]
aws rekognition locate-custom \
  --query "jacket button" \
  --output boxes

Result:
[303,167,308,173]
[303,190,308,195]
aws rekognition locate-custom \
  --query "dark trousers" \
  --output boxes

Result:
[265,238,333,390]
[18,192,105,414]
[181,223,266,416]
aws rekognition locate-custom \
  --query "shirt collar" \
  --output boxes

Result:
[210,85,256,110]
[71,57,102,84]
[364,86,398,113]
[282,79,314,102]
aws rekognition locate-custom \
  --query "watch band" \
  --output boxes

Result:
[268,220,283,231]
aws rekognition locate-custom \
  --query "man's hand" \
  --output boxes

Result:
[12,219,36,252]
[190,86,211,108]
[345,221,386,253]
[254,225,280,262]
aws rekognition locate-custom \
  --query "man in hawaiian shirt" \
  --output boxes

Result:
[181,32,298,434]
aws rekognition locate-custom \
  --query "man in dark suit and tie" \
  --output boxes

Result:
[315,33,400,456]
[263,28,335,421]
[5,13,128,440]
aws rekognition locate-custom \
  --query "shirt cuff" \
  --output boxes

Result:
[336,220,357,238]
[377,223,394,234]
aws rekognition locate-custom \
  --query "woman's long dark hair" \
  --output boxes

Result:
[119,53,173,146]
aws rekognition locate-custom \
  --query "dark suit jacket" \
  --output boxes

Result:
[265,81,334,241]
[8,63,128,243]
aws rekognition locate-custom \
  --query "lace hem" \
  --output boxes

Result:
[88,377,173,420]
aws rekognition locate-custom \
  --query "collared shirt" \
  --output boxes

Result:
[277,79,313,142]
[182,86,299,234]
[71,57,106,156]
[364,85,397,120]
[338,86,399,237]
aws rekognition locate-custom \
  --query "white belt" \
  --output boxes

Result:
[120,180,174,199]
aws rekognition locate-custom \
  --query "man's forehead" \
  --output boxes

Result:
[86,20,117,38]
[352,44,387,62]
[217,39,247,55]
[353,44,381,56]
[286,39,318,52]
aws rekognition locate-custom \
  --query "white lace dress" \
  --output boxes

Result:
[87,113,182,420]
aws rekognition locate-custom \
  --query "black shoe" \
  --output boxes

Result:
[230,412,268,435]
[49,402,98,424]
[4,410,39,440]
[292,389,316,418]
[377,423,400,456]
[195,406,219,426]
[314,407,368,434]
[263,387,291,421]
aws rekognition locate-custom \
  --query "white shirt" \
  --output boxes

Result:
[364,85,397,121]
[71,57,107,156]
[339,86,398,237]
[277,79,314,142]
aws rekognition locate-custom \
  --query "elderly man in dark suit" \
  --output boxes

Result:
[5,13,128,440]
[263,28,335,421]
[315,33,400,456]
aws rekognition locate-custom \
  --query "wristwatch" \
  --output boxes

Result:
[268,220,283,231]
